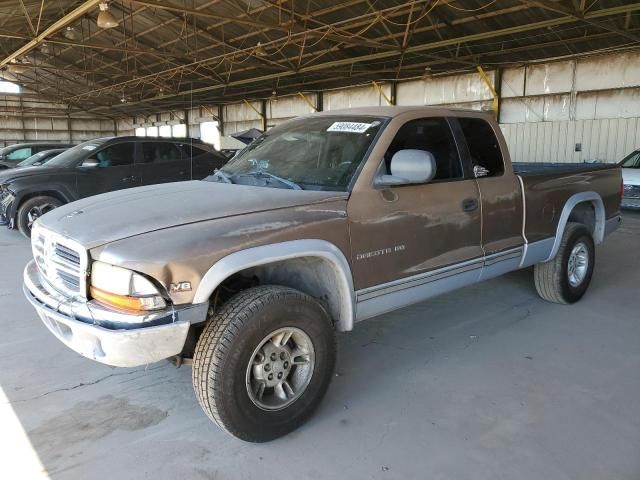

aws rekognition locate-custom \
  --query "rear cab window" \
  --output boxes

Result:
[457,117,504,177]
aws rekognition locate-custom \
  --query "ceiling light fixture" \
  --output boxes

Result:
[97,2,119,29]
[63,26,77,40]
[7,64,26,75]
[254,42,268,57]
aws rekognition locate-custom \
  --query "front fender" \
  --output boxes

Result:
[193,239,356,332]
[8,183,77,223]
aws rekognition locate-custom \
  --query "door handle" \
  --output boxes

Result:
[122,175,136,182]
[462,197,479,212]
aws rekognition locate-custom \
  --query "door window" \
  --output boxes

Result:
[182,145,226,166]
[141,142,182,164]
[457,117,504,177]
[6,147,32,160]
[92,143,135,168]
[384,117,463,181]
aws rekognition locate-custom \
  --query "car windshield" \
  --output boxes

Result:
[45,139,109,167]
[620,151,640,169]
[16,151,49,167]
[210,116,386,191]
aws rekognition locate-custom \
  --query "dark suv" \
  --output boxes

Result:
[0,136,227,237]
[0,142,75,169]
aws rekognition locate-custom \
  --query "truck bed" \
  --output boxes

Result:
[516,162,622,244]
[513,162,613,175]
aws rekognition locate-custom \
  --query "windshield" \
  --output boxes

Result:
[16,151,49,167]
[620,151,640,169]
[211,116,386,191]
[45,139,109,167]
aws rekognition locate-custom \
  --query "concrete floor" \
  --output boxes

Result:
[1,213,639,480]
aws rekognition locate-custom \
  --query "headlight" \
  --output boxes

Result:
[90,261,166,312]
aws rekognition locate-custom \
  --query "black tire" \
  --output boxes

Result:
[16,195,63,238]
[534,222,595,304]
[192,285,336,442]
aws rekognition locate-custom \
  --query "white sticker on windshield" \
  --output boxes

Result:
[82,145,97,151]
[327,122,372,133]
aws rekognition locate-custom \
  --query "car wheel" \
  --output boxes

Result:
[534,222,595,304]
[192,285,336,442]
[17,195,63,238]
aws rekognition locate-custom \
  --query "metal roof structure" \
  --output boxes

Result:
[1,0,639,117]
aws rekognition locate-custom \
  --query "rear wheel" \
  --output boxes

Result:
[16,195,63,238]
[534,222,595,304]
[192,285,336,442]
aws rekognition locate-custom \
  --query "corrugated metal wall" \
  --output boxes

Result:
[500,118,640,163]
[0,97,116,146]
[498,51,640,163]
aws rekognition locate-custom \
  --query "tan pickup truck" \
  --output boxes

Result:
[23,106,622,442]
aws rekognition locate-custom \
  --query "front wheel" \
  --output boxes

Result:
[192,285,336,442]
[16,195,63,238]
[534,222,595,304]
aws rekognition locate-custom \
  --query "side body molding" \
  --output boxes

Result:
[546,191,605,262]
[192,239,356,332]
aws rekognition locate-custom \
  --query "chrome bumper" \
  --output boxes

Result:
[23,260,208,367]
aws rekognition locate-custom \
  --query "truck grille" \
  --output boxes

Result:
[622,184,640,209]
[0,190,14,216]
[32,227,87,298]
[623,184,640,197]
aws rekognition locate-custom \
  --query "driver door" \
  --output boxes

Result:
[347,116,483,304]
[77,141,141,198]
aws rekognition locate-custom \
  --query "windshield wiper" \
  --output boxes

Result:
[212,169,233,184]
[241,171,302,190]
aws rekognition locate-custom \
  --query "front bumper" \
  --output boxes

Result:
[23,260,208,367]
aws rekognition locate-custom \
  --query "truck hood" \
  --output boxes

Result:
[38,181,348,249]
[622,168,640,186]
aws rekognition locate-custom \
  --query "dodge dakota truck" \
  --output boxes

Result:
[23,106,622,442]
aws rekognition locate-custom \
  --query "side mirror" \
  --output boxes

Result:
[376,149,437,187]
[80,158,99,168]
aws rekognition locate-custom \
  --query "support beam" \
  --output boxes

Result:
[69,2,640,107]
[129,0,394,50]
[261,100,268,131]
[0,0,102,68]
[218,105,224,137]
[524,0,640,43]
[297,92,318,112]
[372,81,394,106]
[81,3,640,111]
[477,66,498,116]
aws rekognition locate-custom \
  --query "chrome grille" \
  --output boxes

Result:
[623,184,640,198]
[31,226,87,298]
